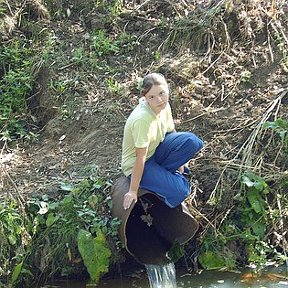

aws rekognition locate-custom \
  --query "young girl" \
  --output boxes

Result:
[121,73,203,210]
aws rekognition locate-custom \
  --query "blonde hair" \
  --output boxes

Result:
[141,73,168,96]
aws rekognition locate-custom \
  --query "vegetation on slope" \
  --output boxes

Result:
[0,0,287,286]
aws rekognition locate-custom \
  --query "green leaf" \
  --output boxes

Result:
[247,190,265,214]
[88,195,99,209]
[167,241,184,262]
[242,175,255,187]
[60,182,74,191]
[242,173,268,192]
[198,251,226,270]
[46,213,59,227]
[77,229,111,284]
[11,261,23,284]
[263,121,277,129]
[8,234,17,245]
[92,182,102,189]
[251,221,266,239]
[279,130,287,140]
[49,202,59,210]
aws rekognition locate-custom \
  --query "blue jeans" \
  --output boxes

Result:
[139,132,204,208]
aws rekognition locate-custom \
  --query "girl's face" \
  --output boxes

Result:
[144,84,169,114]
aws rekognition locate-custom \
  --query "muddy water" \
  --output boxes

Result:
[43,265,288,288]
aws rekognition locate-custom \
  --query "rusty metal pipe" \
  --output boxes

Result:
[111,176,199,265]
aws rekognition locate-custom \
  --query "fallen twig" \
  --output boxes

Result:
[182,107,225,124]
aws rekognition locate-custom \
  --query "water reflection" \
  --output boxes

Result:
[44,265,288,288]
[178,267,288,288]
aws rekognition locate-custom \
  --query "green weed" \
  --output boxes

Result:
[154,50,161,62]
[89,30,137,59]
[238,172,270,265]
[0,1,5,17]
[107,77,122,96]
[264,118,288,153]
[49,79,71,96]
[95,0,122,19]
[199,171,287,270]
[25,177,119,285]
[49,76,83,120]
[0,199,35,287]
[77,229,111,284]
[45,0,122,21]
[116,32,138,53]
[240,70,252,82]
[0,31,53,144]
[71,47,87,64]
[41,31,57,63]
[0,40,35,142]
[275,34,288,72]
[0,176,120,287]
[198,233,237,270]
[90,30,119,57]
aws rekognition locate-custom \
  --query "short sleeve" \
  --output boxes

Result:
[132,119,150,148]
[166,104,175,132]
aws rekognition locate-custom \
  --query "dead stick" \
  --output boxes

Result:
[182,107,225,124]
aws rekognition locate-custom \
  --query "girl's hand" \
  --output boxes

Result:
[123,190,138,210]
[178,165,185,174]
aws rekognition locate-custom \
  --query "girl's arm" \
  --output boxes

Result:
[123,146,148,210]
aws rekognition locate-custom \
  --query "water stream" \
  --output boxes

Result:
[145,262,177,288]
[44,265,288,288]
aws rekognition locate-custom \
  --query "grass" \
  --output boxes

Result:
[0,40,36,142]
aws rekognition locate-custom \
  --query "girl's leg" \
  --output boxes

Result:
[139,132,203,207]
[154,132,204,172]
[139,157,190,208]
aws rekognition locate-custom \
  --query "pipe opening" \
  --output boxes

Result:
[126,194,172,264]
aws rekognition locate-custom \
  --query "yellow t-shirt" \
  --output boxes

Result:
[121,97,175,176]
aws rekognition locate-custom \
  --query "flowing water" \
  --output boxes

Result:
[145,262,177,288]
